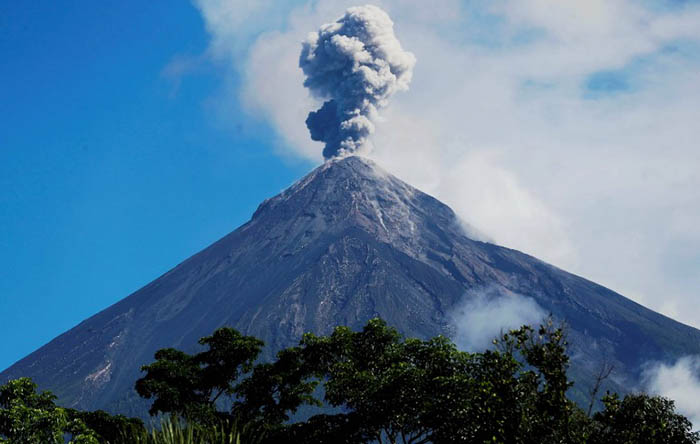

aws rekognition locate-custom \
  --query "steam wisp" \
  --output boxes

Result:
[450,286,546,351]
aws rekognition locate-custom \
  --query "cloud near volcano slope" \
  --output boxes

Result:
[190,0,700,332]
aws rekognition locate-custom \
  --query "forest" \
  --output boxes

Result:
[1,319,697,444]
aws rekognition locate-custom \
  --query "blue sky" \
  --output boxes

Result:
[0,1,311,371]
[2,0,700,380]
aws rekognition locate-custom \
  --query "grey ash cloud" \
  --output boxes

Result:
[299,5,415,160]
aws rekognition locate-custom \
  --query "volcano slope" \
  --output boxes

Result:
[3,156,699,415]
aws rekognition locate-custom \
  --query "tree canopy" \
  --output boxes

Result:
[0,377,98,443]
[133,319,700,444]
[3,318,697,443]
[135,327,263,423]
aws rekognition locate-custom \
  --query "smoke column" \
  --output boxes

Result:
[299,5,415,160]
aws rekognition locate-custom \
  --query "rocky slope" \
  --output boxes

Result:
[3,156,699,415]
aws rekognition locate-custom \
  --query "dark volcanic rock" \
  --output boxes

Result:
[3,156,700,415]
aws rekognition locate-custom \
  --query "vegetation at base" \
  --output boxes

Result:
[66,408,145,443]
[136,328,263,425]
[2,318,698,443]
[135,318,700,444]
[0,377,98,443]
[114,416,259,444]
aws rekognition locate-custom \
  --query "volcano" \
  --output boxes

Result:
[3,156,700,416]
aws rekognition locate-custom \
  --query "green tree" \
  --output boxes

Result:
[234,345,321,428]
[135,318,700,444]
[285,318,583,444]
[292,319,460,443]
[136,327,263,423]
[494,322,582,443]
[66,408,146,443]
[590,392,699,444]
[0,377,98,444]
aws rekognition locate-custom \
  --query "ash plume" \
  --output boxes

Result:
[299,5,415,160]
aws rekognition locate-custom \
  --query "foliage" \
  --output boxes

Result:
[275,319,584,443]
[66,408,146,443]
[135,328,263,424]
[591,392,700,444]
[233,345,321,427]
[133,318,699,444]
[0,377,98,443]
[0,378,258,444]
[6,318,698,443]
[120,415,262,444]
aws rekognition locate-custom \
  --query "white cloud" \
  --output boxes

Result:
[193,0,281,58]
[190,1,700,329]
[374,148,575,263]
[643,356,700,428]
[242,28,319,159]
[449,286,546,352]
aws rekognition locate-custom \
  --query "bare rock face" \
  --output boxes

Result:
[3,156,700,415]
